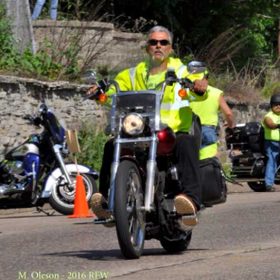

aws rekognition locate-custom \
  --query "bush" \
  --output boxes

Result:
[76,123,109,173]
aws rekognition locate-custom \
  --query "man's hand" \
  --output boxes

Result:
[223,121,235,129]
[86,84,98,95]
[193,78,208,95]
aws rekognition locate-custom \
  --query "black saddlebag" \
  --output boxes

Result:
[200,157,227,207]
[226,122,264,152]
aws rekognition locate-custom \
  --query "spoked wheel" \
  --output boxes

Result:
[160,230,192,253]
[49,172,97,215]
[114,160,145,259]
[247,181,266,192]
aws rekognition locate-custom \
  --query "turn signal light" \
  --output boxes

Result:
[99,93,108,103]
[178,88,188,98]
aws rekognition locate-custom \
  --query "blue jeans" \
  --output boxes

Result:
[201,126,217,148]
[32,0,58,20]
[264,140,280,187]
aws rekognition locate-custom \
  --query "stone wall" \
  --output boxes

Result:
[0,75,270,160]
[0,75,108,159]
[32,20,146,72]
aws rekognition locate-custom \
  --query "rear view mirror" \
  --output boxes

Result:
[81,70,97,84]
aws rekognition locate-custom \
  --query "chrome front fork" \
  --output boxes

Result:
[108,137,121,212]
[108,133,158,213]
[53,144,73,188]
[144,134,157,212]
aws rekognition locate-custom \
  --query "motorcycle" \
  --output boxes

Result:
[86,70,197,259]
[225,121,280,191]
[0,100,98,214]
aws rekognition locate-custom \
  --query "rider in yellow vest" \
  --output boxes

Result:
[106,57,197,132]
[188,61,234,160]
[262,93,280,192]
[87,26,208,227]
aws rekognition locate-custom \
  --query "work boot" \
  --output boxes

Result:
[265,186,276,192]
[174,194,198,227]
[91,193,111,219]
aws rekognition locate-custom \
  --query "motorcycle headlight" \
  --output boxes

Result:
[122,113,145,136]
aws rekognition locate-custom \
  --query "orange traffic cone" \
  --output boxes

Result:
[68,174,94,218]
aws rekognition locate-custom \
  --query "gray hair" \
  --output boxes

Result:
[147,26,173,44]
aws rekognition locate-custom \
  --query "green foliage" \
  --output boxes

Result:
[1,0,280,95]
[58,0,113,21]
[92,0,280,72]
[0,4,19,69]
[0,5,13,52]
[0,3,86,80]
[261,66,280,97]
[0,5,60,78]
[76,123,109,172]
[19,48,62,79]
[54,0,280,79]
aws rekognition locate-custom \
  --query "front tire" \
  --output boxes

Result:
[49,173,97,215]
[247,181,266,192]
[114,160,145,259]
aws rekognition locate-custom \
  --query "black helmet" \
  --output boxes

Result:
[270,93,280,106]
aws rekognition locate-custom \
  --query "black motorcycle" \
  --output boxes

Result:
[225,121,280,191]
[0,101,98,214]
[85,70,203,259]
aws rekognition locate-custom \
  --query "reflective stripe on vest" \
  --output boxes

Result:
[129,67,136,90]
[160,100,190,110]
[167,64,191,109]
[199,142,218,160]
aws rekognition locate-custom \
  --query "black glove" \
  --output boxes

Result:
[97,79,109,92]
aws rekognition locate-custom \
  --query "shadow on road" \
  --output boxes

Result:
[43,247,210,261]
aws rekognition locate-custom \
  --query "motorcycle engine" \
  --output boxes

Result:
[6,160,24,176]
[0,160,24,187]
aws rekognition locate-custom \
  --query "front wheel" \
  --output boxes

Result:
[247,181,266,192]
[49,172,97,215]
[114,160,145,259]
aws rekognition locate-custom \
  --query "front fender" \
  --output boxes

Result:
[41,164,98,198]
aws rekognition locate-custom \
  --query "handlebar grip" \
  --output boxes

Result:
[83,92,99,101]
[180,77,194,88]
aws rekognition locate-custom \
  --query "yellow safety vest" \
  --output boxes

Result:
[108,57,197,133]
[190,86,222,126]
[189,85,222,159]
[199,143,218,160]
[263,111,280,141]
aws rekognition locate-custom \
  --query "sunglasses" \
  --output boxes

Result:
[273,103,280,106]
[147,39,171,46]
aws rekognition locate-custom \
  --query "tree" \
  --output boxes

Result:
[42,0,280,70]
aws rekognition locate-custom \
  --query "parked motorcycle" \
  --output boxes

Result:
[0,101,98,214]
[225,121,280,191]
[86,70,198,259]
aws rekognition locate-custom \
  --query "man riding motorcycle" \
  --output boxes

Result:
[88,25,208,227]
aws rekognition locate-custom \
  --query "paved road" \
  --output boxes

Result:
[1,184,280,280]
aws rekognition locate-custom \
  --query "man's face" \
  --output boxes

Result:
[146,31,172,64]
[272,104,280,115]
